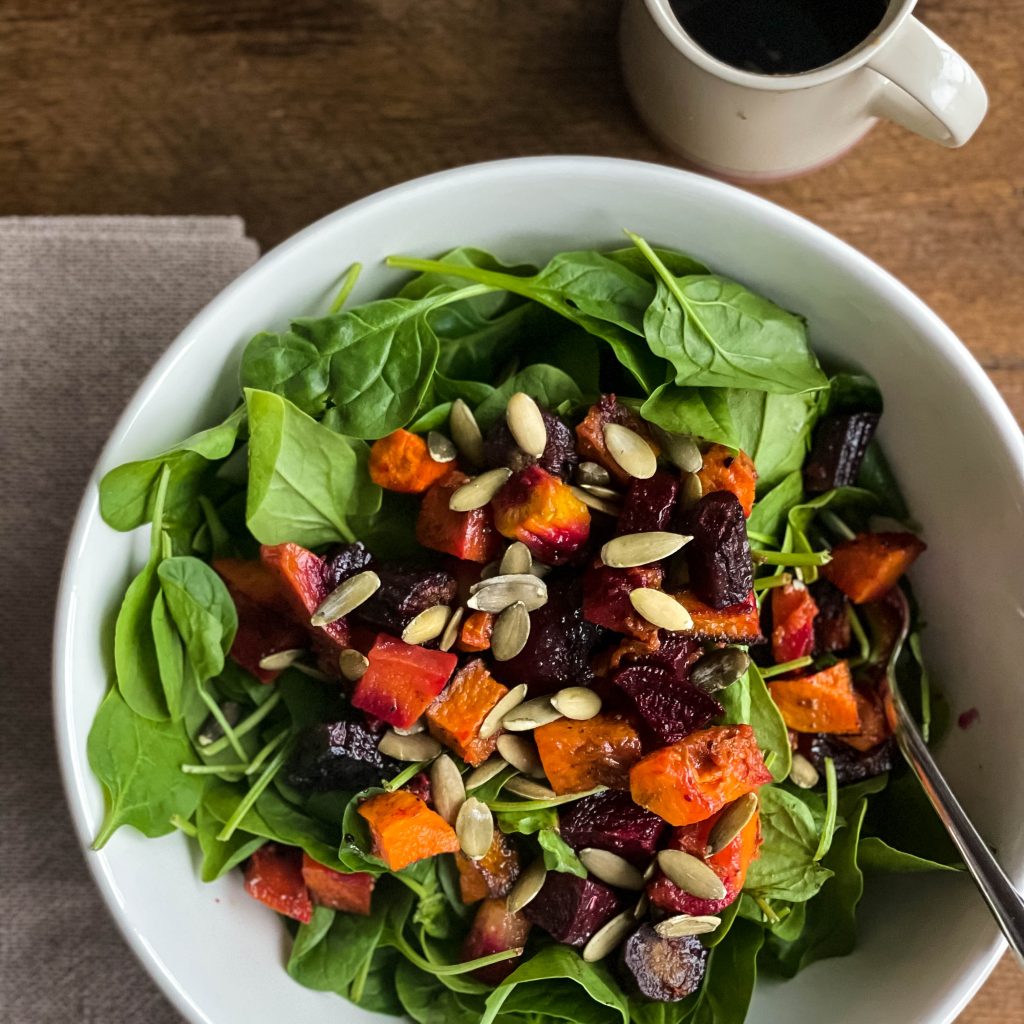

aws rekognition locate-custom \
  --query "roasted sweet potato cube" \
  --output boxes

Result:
[534,714,643,795]
[696,444,757,517]
[823,531,926,604]
[426,658,508,766]
[416,470,504,563]
[301,853,375,915]
[841,685,892,752]
[575,394,660,484]
[769,660,861,734]
[672,589,764,643]
[369,428,452,493]
[771,581,819,664]
[214,557,288,609]
[260,542,349,648]
[458,610,494,652]
[243,844,312,923]
[357,790,459,871]
[461,897,531,984]
[456,830,521,903]
[582,562,663,643]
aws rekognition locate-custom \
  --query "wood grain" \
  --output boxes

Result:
[0,0,1020,1018]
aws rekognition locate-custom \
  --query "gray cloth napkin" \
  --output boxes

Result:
[0,217,259,1022]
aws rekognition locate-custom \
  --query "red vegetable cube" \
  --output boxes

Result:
[300,853,375,915]
[771,581,819,664]
[260,542,349,649]
[243,844,312,924]
[582,562,663,644]
[416,470,504,563]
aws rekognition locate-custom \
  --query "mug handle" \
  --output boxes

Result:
[866,16,987,147]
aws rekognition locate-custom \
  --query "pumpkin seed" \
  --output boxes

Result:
[582,909,635,963]
[491,600,531,661]
[507,392,547,458]
[464,757,509,790]
[691,647,750,694]
[449,467,513,512]
[629,588,694,632]
[681,472,703,510]
[496,735,546,778]
[401,604,451,645]
[338,648,370,682]
[393,718,426,736]
[550,686,601,721]
[499,541,533,576]
[504,776,556,800]
[501,695,562,732]
[467,575,547,613]
[310,570,381,626]
[431,754,466,825]
[603,422,657,480]
[378,730,442,762]
[658,431,703,474]
[657,850,727,900]
[642,861,658,882]
[601,531,692,569]
[293,662,331,681]
[257,648,305,671]
[579,848,644,891]
[480,560,500,580]
[655,914,721,938]
[427,430,457,463]
[479,684,529,739]
[633,893,650,920]
[789,752,820,789]
[450,399,485,467]
[507,858,547,913]
[570,485,622,517]
[580,484,622,501]
[438,606,465,652]
[455,797,494,859]
[576,461,611,487]
[707,793,759,854]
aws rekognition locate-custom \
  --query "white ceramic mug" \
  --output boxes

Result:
[620,0,988,180]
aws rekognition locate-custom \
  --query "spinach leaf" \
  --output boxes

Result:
[245,388,380,547]
[687,918,764,1024]
[719,663,791,782]
[857,836,959,873]
[150,592,186,720]
[640,384,740,449]
[287,905,388,997]
[825,371,882,415]
[395,960,494,1024]
[239,330,332,417]
[496,805,559,836]
[194,796,263,882]
[350,946,405,1015]
[473,365,584,431]
[537,829,587,877]
[857,442,912,522]
[605,244,708,280]
[88,687,204,848]
[747,470,804,541]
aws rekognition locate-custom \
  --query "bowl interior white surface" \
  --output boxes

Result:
[54,157,1024,1024]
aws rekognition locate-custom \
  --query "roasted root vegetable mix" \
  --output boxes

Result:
[89,237,958,1024]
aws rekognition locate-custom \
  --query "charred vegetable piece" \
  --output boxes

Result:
[810,578,852,654]
[301,853,375,915]
[558,790,666,867]
[214,557,288,608]
[416,470,504,563]
[369,428,453,493]
[841,685,892,752]
[260,542,350,648]
[575,394,661,484]
[426,658,508,766]
[523,872,622,947]
[354,563,458,634]
[225,595,307,683]
[612,663,723,746]
[696,444,757,517]
[357,790,460,871]
[630,725,772,826]
[771,581,819,664]
[456,830,521,903]
[769,660,861,734]
[673,589,765,643]
[285,719,401,792]
[243,844,312,924]
[582,562,664,644]
[804,411,880,494]
[462,897,531,984]
[617,471,680,534]
[403,770,433,806]
[799,732,897,784]
[534,714,643,794]
[352,634,458,730]
[492,464,591,565]
[322,542,375,591]
[619,925,709,1001]
[823,532,926,604]
[458,610,495,652]
[483,407,578,480]
[683,491,753,609]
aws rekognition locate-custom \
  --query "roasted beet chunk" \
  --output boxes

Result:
[620,925,708,1001]
[798,732,896,784]
[683,491,753,609]
[810,579,852,655]
[558,790,665,867]
[483,407,578,480]
[582,562,663,643]
[612,663,723,746]
[617,471,680,534]
[353,563,457,634]
[804,411,880,494]
[523,872,622,947]
[285,719,401,792]
[322,542,375,591]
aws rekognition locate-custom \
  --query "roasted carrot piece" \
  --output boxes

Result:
[369,428,452,494]
[300,853,375,915]
[426,658,508,766]
[696,444,757,517]
[630,725,772,827]
[243,844,312,924]
[822,531,926,604]
[768,660,861,734]
[357,790,459,871]
[840,686,892,752]
[575,394,661,484]
[672,589,764,643]
[771,581,819,664]
[214,557,287,609]
[416,470,504,563]
[534,714,643,795]
[260,542,349,648]
[456,830,521,903]
[458,611,494,652]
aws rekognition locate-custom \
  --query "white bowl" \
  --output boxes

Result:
[54,157,1024,1024]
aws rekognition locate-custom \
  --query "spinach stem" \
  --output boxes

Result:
[392,932,522,977]
[196,683,249,763]
[216,745,290,842]
[169,814,198,838]
[202,691,282,757]
[487,786,606,812]
[847,604,871,666]
[752,549,831,568]
[181,762,249,775]
[819,509,856,542]
[813,757,839,862]
[384,759,429,792]
[348,944,374,1003]
[909,633,932,743]
[761,655,814,679]
[754,895,780,925]
[753,572,793,592]
[329,262,363,313]
[746,529,777,546]
[245,728,289,776]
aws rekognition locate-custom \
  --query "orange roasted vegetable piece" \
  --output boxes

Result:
[841,686,891,752]
[673,589,764,643]
[357,790,459,871]
[771,581,819,664]
[301,853,375,915]
[458,611,494,652]
[630,724,772,826]
[822,531,926,604]
[575,394,660,484]
[417,470,504,563]
[696,444,757,517]
[534,714,643,795]
[768,660,861,734]
[456,831,521,903]
[369,429,451,494]
[426,659,508,766]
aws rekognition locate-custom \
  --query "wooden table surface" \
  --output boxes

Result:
[1,0,1021,1019]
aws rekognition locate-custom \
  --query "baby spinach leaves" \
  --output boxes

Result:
[537,829,588,877]
[719,663,792,783]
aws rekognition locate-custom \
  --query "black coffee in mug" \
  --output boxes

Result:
[668,0,889,75]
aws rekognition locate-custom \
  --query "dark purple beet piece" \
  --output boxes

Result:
[322,542,374,590]
[647,633,703,680]
[284,719,401,792]
[799,732,896,785]
[804,411,880,494]
[483,408,578,480]
[619,925,709,1001]
[683,491,753,609]
[617,470,680,534]
[523,873,622,947]
[558,790,666,867]
[612,664,723,745]
[810,578,852,655]
[353,563,458,634]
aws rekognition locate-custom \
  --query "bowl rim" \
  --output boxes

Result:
[52,155,1020,1024]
